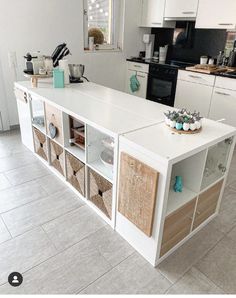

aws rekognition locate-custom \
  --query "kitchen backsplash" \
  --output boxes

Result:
[151,23,235,64]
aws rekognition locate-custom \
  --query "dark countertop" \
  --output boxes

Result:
[127,58,236,79]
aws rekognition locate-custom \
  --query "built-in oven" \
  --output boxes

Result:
[146,64,178,107]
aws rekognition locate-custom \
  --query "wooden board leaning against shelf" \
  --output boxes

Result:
[118,152,159,237]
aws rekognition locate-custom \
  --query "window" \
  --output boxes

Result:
[83,0,122,51]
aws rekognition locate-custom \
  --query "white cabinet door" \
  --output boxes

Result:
[175,80,213,117]
[196,0,236,29]
[209,88,236,127]
[140,0,175,27]
[165,0,199,19]
[126,70,148,99]
[16,97,34,152]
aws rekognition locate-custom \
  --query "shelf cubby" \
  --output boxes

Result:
[31,96,46,134]
[63,115,85,163]
[87,125,114,182]
[167,150,207,216]
[201,138,233,190]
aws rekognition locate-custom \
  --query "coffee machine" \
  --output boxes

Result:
[143,34,155,59]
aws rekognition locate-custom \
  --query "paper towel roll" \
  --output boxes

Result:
[59,59,70,85]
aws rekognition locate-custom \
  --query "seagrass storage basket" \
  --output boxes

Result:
[50,140,65,176]
[33,127,48,162]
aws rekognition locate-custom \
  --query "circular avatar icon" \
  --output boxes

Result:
[8,272,23,287]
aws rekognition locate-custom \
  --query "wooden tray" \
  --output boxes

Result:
[185,66,228,74]
[168,126,202,135]
[24,74,52,88]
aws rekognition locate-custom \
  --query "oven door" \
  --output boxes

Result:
[147,74,177,107]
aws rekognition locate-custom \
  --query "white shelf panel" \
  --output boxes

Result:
[65,146,85,163]
[88,159,113,183]
[167,187,197,216]
[32,123,46,135]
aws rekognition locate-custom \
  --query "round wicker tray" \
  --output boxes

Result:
[168,126,202,135]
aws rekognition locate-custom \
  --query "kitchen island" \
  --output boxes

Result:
[15,80,236,266]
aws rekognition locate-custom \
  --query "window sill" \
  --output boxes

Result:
[84,48,122,54]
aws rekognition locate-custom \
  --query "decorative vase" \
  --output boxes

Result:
[174,176,183,193]
[176,122,183,130]
[190,123,197,131]
[183,123,190,131]
[170,120,176,128]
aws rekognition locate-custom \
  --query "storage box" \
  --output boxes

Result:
[50,140,65,176]
[33,127,48,161]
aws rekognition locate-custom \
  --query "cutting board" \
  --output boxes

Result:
[118,152,159,237]
[185,65,228,74]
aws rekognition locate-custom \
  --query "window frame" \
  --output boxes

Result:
[83,0,122,52]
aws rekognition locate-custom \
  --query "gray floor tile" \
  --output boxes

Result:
[86,225,135,267]
[166,267,224,294]
[196,227,236,294]
[35,174,67,196]
[43,205,107,251]
[0,227,56,285]
[0,151,37,173]
[0,174,11,191]
[2,189,83,237]
[158,224,224,284]
[0,132,28,158]
[0,238,112,294]
[80,253,171,295]
[0,216,11,245]
[4,162,50,186]
[0,180,48,213]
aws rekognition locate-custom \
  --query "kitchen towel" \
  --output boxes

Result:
[130,75,140,93]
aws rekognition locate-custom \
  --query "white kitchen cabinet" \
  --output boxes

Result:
[15,89,34,152]
[209,88,236,127]
[175,74,214,118]
[164,0,199,20]
[140,0,175,27]
[125,62,149,99]
[196,0,236,29]
[126,69,148,99]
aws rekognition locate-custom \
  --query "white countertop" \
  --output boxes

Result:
[15,80,172,136]
[121,119,236,164]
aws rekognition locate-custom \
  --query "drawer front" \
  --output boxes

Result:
[45,103,63,145]
[66,152,85,197]
[160,198,196,257]
[89,168,113,220]
[215,77,236,91]
[127,61,149,73]
[33,128,48,162]
[14,88,27,103]
[193,180,223,230]
[50,140,65,176]
[118,152,159,237]
[178,70,215,86]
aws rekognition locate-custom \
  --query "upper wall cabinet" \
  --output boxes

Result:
[196,0,236,29]
[164,0,199,20]
[140,0,175,28]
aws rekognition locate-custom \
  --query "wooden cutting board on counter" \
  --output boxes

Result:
[185,64,229,74]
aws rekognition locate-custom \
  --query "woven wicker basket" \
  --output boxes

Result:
[50,140,65,176]
[66,152,85,196]
[33,128,48,161]
[89,169,112,219]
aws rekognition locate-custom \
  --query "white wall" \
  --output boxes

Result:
[0,0,150,128]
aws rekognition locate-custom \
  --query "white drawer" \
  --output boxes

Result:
[215,76,236,91]
[178,70,215,86]
[127,61,149,73]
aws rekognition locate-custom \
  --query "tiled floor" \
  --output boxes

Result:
[0,129,236,294]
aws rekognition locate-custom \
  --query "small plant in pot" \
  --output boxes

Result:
[189,117,197,131]
[192,112,202,130]
[183,116,190,131]
[175,116,184,130]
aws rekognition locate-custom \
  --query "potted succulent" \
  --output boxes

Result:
[169,112,178,128]
[183,116,190,131]
[175,116,184,130]
[192,112,202,130]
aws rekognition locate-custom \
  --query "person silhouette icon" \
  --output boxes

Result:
[12,276,19,284]
[8,272,23,287]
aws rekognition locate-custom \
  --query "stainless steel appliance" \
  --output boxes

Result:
[147,63,179,107]
[68,64,89,83]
